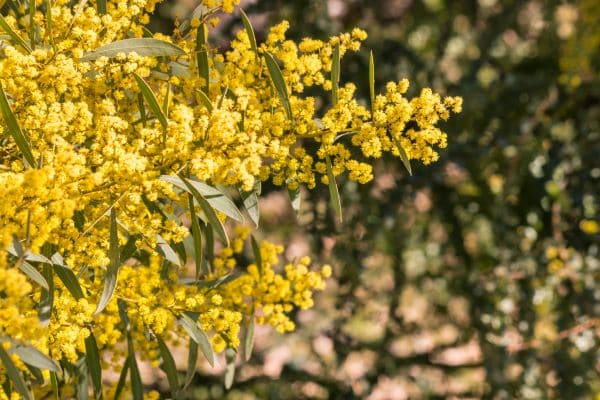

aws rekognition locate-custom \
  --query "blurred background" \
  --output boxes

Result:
[149,0,600,398]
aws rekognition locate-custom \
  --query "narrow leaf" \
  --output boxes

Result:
[183,339,198,390]
[39,264,54,324]
[179,175,229,246]
[390,134,412,176]
[369,50,375,115]
[287,187,301,214]
[0,15,31,53]
[18,261,48,290]
[0,342,31,400]
[84,333,102,400]
[188,194,203,280]
[326,156,342,223]
[156,336,179,398]
[264,52,293,122]
[179,314,214,367]
[95,208,120,315]
[133,74,168,130]
[196,23,209,93]
[195,89,213,112]
[331,42,340,105]
[13,345,60,372]
[0,82,36,168]
[240,181,260,227]
[244,317,255,362]
[50,371,59,399]
[81,38,185,61]
[239,10,258,58]
[250,235,262,277]
[156,234,182,267]
[161,175,243,222]
[113,360,129,400]
[96,0,106,15]
[53,264,84,299]
[224,348,236,389]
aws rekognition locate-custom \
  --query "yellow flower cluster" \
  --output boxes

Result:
[0,0,459,395]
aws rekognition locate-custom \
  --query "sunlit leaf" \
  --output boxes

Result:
[224,348,236,389]
[81,38,185,61]
[195,88,213,112]
[18,261,48,291]
[13,344,60,372]
[287,187,301,214]
[243,317,255,362]
[188,194,204,280]
[240,181,260,227]
[369,50,375,114]
[196,23,209,93]
[331,42,340,105]
[179,313,214,367]
[390,134,412,176]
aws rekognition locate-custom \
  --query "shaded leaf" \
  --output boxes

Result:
[239,10,258,58]
[369,50,375,115]
[390,134,412,176]
[183,339,198,390]
[250,235,262,277]
[96,0,106,14]
[195,89,213,112]
[331,42,340,105]
[287,187,301,214]
[39,264,54,324]
[0,15,31,53]
[178,175,229,246]
[196,23,209,93]
[326,156,342,223]
[81,38,185,61]
[188,194,204,280]
[224,348,236,389]
[156,336,179,398]
[133,73,168,130]
[95,208,120,315]
[156,234,182,267]
[240,181,260,227]
[264,52,293,122]
[113,360,129,400]
[53,264,84,300]
[0,342,31,400]
[84,333,102,399]
[0,82,35,168]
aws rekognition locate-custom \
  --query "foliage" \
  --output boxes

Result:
[0,0,460,397]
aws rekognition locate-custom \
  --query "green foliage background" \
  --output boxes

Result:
[153,0,600,398]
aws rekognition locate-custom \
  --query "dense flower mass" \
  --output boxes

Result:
[0,0,460,397]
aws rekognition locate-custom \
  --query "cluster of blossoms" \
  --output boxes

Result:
[0,0,460,397]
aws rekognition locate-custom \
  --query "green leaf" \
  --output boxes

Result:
[133,74,168,131]
[161,176,244,223]
[239,10,258,59]
[326,156,342,223]
[183,339,198,390]
[0,342,31,400]
[52,263,84,300]
[96,0,106,15]
[178,176,229,246]
[95,208,120,315]
[13,344,60,372]
[156,234,182,267]
[369,50,375,115]
[28,0,35,49]
[156,336,179,398]
[39,264,54,324]
[194,273,239,290]
[287,187,301,214]
[390,134,412,176]
[195,89,213,112]
[224,348,236,389]
[0,82,36,168]
[196,23,209,93]
[50,371,59,399]
[18,261,48,290]
[113,359,129,400]
[118,301,143,400]
[84,333,103,399]
[250,235,262,277]
[188,194,204,280]
[243,317,255,362]
[240,181,260,227]
[81,38,185,61]
[264,52,293,123]
[179,314,215,367]
[76,358,90,400]
[331,42,340,106]
[0,15,31,53]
